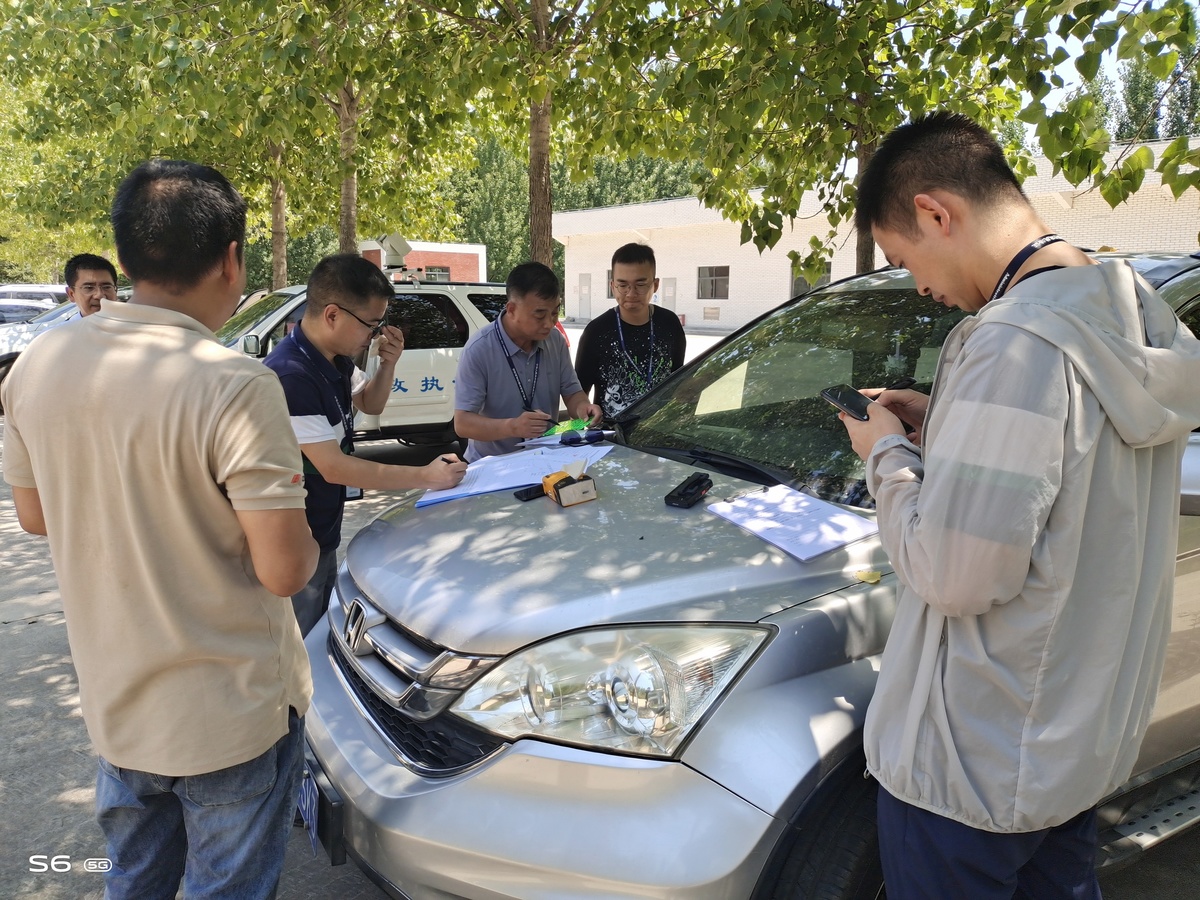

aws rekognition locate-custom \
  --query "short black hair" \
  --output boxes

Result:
[111,160,247,290]
[305,254,393,316]
[506,261,559,303]
[64,253,117,288]
[611,242,656,271]
[855,111,1026,239]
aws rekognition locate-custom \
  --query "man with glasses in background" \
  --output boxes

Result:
[575,242,686,419]
[265,253,465,636]
[65,252,119,316]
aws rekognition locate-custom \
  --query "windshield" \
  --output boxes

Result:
[623,285,966,509]
[29,301,75,324]
[216,291,299,345]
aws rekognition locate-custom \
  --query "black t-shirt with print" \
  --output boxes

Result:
[574,305,686,418]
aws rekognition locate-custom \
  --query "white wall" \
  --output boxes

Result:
[1028,185,1199,256]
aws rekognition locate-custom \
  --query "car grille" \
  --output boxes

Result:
[329,632,504,774]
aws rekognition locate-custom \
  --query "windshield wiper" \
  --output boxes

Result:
[683,448,790,487]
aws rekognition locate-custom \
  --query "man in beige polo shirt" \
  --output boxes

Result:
[2,160,318,900]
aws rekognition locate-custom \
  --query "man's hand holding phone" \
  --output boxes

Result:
[822,382,911,461]
[862,380,930,446]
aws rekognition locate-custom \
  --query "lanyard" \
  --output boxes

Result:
[294,336,356,450]
[990,234,1064,303]
[494,315,541,410]
[614,309,655,390]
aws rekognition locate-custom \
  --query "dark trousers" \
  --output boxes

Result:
[877,787,1103,900]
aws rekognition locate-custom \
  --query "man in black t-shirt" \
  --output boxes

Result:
[575,243,685,418]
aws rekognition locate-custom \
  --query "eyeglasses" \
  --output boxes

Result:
[613,280,653,295]
[336,305,386,338]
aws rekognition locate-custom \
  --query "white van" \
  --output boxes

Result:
[217,278,505,444]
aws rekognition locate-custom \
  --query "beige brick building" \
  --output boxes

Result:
[553,139,1199,331]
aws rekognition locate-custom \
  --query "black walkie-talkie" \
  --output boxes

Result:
[665,472,713,509]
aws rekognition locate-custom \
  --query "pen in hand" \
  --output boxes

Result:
[884,376,917,390]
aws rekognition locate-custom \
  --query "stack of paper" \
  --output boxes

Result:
[707,484,878,561]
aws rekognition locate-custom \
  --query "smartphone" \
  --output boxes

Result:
[514,484,546,501]
[820,384,873,421]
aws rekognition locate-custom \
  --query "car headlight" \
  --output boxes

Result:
[449,625,770,757]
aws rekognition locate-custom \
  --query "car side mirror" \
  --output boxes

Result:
[241,334,262,357]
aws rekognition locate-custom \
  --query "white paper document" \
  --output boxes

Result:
[416,446,613,507]
[707,483,878,561]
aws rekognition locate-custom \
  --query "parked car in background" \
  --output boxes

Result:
[234,287,270,314]
[0,299,57,324]
[299,250,1200,899]
[0,283,68,305]
[217,274,507,444]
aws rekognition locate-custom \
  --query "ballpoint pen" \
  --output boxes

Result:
[723,485,768,503]
[884,376,917,390]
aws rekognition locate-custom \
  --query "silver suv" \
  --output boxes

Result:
[216,276,505,443]
[301,252,1200,898]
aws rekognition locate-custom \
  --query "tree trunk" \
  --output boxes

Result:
[528,93,553,267]
[528,0,554,268]
[269,144,288,289]
[337,81,360,255]
[855,136,877,274]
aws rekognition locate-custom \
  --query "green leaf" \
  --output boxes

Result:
[1076,50,1101,82]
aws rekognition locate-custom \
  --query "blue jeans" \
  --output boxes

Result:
[95,708,303,900]
[877,788,1102,900]
[291,548,338,637]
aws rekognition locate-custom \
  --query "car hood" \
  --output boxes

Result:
[343,444,891,655]
[0,320,51,354]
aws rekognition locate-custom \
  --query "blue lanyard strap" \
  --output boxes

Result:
[294,337,356,450]
[990,234,1064,303]
[494,316,541,410]
[614,309,655,390]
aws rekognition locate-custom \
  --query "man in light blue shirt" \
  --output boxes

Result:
[454,262,600,461]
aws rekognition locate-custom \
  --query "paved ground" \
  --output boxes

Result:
[2,323,1198,898]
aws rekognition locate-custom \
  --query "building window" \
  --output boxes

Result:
[606,269,614,299]
[791,262,831,298]
[698,265,729,300]
[425,266,451,282]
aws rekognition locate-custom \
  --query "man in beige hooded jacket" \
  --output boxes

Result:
[840,112,1200,899]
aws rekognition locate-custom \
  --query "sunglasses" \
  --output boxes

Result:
[559,430,607,445]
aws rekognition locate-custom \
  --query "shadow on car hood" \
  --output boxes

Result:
[343,445,891,655]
